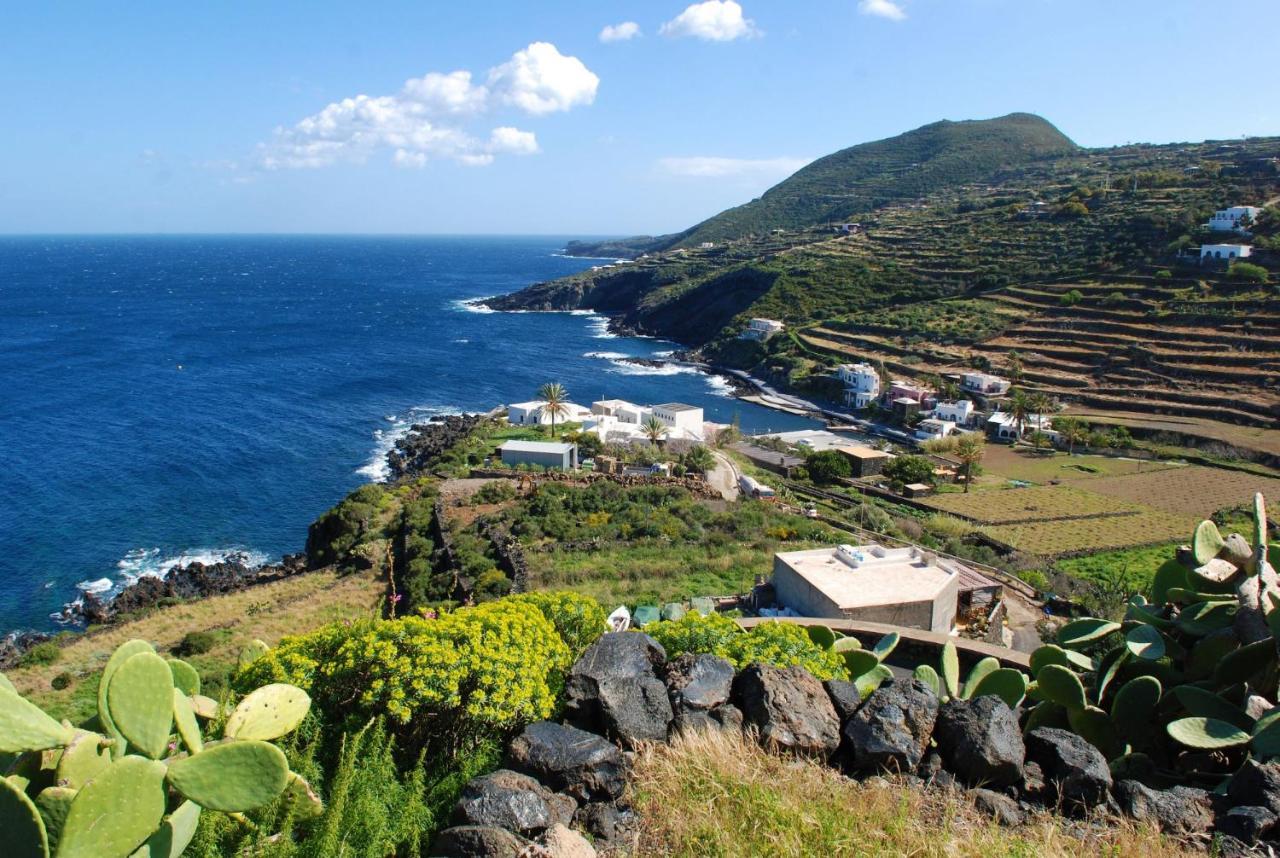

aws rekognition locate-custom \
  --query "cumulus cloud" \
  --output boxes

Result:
[858,0,907,21]
[660,1,759,41]
[599,21,641,42]
[657,155,809,179]
[258,42,595,170]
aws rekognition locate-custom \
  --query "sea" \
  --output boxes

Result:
[0,235,817,632]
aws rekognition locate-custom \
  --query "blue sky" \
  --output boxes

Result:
[3,1,1277,235]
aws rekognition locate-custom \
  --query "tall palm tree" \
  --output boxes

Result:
[641,415,669,445]
[537,382,569,437]
[1055,417,1088,454]
[1007,389,1032,440]
[954,433,985,494]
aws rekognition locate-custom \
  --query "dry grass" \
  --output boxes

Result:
[631,729,1199,858]
[8,567,385,720]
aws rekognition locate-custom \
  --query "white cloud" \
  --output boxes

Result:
[488,42,600,116]
[660,1,759,41]
[258,43,595,170]
[599,21,641,42]
[657,155,809,179]
[858,0,907,21]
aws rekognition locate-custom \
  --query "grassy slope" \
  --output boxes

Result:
[632,729,1195,858]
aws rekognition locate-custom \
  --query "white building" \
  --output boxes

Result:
[986,411,1054,442]
[961,372,1011,396]
[651,403,705,437]
[931,400,975,425]
[507,400,592,427]
[1207,206,1262,232]
[1200,244,1253,261]
[499,440,578,470]
[914,418,958,442]
[591,399,646,424]
[740,318,785,341]
[583,400,709,444]
[837,362,881,408]
[772,544,960,632]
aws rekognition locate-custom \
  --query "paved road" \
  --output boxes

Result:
[707,450,741,501]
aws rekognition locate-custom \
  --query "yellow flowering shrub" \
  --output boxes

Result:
[645,613,847,681]
[507,591,606,658]
[235,600,570,730]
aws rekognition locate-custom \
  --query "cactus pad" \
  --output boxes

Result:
[1172,686,1253,731]
[189,695,220,720]
[940,641,960,700]
[1149,559,1189,604]
[0,671,15,694]
[970,667,1027,709]
[283,772,324,818]
[107,652,175,760]
[871,632,899,661]
[961,657,999,699]
[1213,638,1275,686]
[1023,700,1068,733]
[842,650,879,679]
[1036,664,1087,711]
[35,785,75,852]
[0,686,75,753]
[832,636,862,653]
[129,800,201,858]
[1193,519,1226,566]
[1055,618,1120,649]
[853,664,893,700]
[1030,645,1072,675]
[223,684,310,742]
[166,660,200,697]
[165,739,289,812]
[57,754,167,858]
[97,640,156,759]
[912,664,941,697]
[806,625,837,650]
[1109,676,1161,743]
[172,690,203,755]
[0,774,48,858]
[1068,705,1124,760]
[54,730,111,789]
[237,640,270,671]
[1123,624,1165,661]
[1166,717,1249,750]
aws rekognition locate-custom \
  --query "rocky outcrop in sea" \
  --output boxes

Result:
[387,414,491,481]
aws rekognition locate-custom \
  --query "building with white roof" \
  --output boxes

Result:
[740,318,785,341]
[771,544,961,632]
[583,400,708,444]
[498,440,578,470]
[837,362,881,408]
[1207,206,1262,232]
[961,372,1011,396]
[931,400,975,425]
[507,400,592,427]
[651,403,704,437]
[914,418,958,442]
[1200,244,1253,262]
[985,411,1054,442]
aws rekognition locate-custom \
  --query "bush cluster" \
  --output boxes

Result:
[507,591,606,659]
[645,612,847,681]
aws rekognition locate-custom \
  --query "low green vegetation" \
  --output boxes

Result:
[645,611,846,680]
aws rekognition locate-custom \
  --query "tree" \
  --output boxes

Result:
[1007,389,1032,439]
[683,444,716,475]
[1029,392,1055,419]
[1028,430,1051,451]
[953,434,985,493]
[882,454,935,487]
[641,415,669,445]
[1228,262,1269,284]
[806,450,852,485]
[1006,351,1023,384]
[537,382,569,437]
[1053,416,1089,454]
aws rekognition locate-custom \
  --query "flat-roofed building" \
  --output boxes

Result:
[771,544,961,632]
[651,403,705,438]
[499,440,578,470]
[835,445,893,478]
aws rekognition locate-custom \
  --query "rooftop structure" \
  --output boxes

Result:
[837,362,881,408]
[835,445,893,478]
[498,440,578,470]
[961,372,1011,396]
[1200,243,1253,261]
[730,443,807,477]
[887,380,929,403]
[1207,206,1262,231]
[986,411,1054,442]
[931,400,975,425]
[506,400,592,426]
[740,318,785,341]
[771,544,961,632]
[915,417,958,441]
[762,429,850,452]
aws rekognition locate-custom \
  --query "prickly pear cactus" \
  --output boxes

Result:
[53,730,110,789]
[171,690,203,755]
[107,652,175,760]
[0,774,48,858]
[97,639,156,759]
[129,800,201,858]
[34,785,75,852]
[223,683,311,741]
[0,686,76,753]
[165,739,289,812]
[166,659,200,697]
[57,754,168,858]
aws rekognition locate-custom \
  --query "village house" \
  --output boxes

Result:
[985,411,1055,443]
[651,403,705,437]
[506,399,592,427]
[583,400,708,444]
[835,445,894,478]
[1206,206,1262,231]
[834,223,862,234]
[1200,243,1253,262]
[837,362,881,408]
[771,544,960,632]
[930,399,975,426]
[499,440,578,470]
[891,397,922,424]
[590,399,646,424]
[914,417,958,442]
[961,371,1011,396]
[886,380,930,404]
[730,443,807,478]
[739,318,785,341]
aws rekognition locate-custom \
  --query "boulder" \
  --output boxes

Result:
[843,679,939,775]
[573,802,639,855]
[733,664,841,757]
[546,793,578,828]
[920,752,957,790]
[1217,805,1278,844]
[505,722,628,802]
[970,787,1025,827]
[1024,728,1112,811]
[431,825,528,858]
[823,679,862,724]
[710,703,744,733]
[1113,780,1213,835]
[539,823,598,858]
[1227,759,1280,816]
[564,633,673,746]
[665,653,734,712]
[452,770,556,834]
[933,696,1025,787]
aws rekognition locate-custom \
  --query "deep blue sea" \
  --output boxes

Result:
[0,236,816,631]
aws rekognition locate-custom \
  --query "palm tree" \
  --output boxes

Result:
[1029,392,1055,419]
[1055,417,1088,454]
[683,444,716,475]
[1006,351,1023,384]
[537,382,569,437]
[641,415,669,445]
[1007,389,1032,440]
[1028,430,1051,452]
[954,433,985,494]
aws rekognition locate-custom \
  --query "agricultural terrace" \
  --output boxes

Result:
[1071,465,1280,519]
[922,485,1153,524]
[977,446,1183,486]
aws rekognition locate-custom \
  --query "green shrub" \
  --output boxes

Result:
[1228,261,1269,284]
[645,612,846,680]
[1058,288,1084,306]
[306,483,391,568]
[1154,269,1172,280]
[882,454,935,487]
[805,450,851,484]
[508,591,606,658]
[235,599,571,735]
[18,640,61,667]
[51,671,74,690]
[473,480,517,505]
[175,629,219,656]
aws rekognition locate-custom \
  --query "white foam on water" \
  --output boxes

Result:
[448,296,496,314]
[587,315,617,339]
[605,360,699,378]
[652,350,675,358]
[358,404,464,483]
[704,374,737,398]
[76,577,113,595]
[583,351,630,361]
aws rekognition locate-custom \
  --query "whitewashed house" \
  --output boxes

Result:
[931,400,975,426]
[1200,244,1253,261]
[986,411,1054,443]
[1207,206,1262,232]
[591,399,645,424]
[914,418,958,442]
[651,403,705,439]
[962,372,1011,396]
[499,440,578,470]
[837,362,881,408]
[506,400,592,426]
[740,318,785,341]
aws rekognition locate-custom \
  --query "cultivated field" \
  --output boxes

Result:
[980,446,1182,485]
[982,510,1193,557]
[922,485,1145,524]
[1076,465,1280,518]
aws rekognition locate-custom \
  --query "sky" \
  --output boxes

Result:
[2,0,1278,236]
